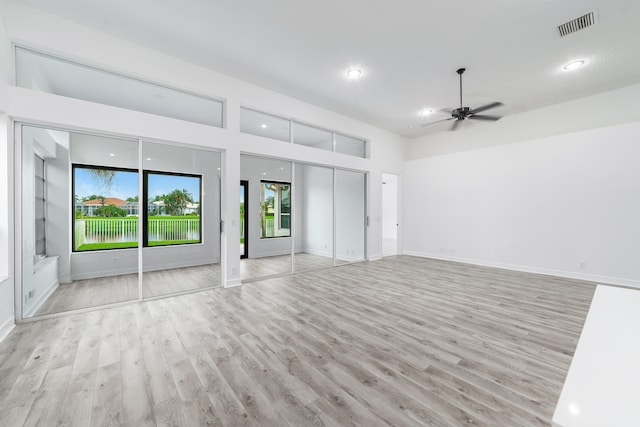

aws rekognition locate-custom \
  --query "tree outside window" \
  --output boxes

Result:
[260,181,291,238]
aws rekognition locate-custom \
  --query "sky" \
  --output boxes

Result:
[74,168,201,202]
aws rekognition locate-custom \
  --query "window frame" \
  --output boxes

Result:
[71,164,140,252]
[72,165,203,251]
[34,154,46,258]
[143,170,203,248]
[260,180,291,239]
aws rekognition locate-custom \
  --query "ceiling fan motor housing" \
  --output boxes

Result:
[452,106,470,119]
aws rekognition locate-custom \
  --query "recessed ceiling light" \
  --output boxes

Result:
[146,157,151,161]
[109,153,115,157]
[419,108,433,117]
[260,124,268,129]
[408,125,415,129]
[262,172,267,176]
[563,60,585,71]
[346,68,363,79]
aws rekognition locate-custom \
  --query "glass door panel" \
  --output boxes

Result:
[335,170,366,265]
[142,142,221,298]
[20,124,139,318]
[240,155,292,280]
[294,163,334,272]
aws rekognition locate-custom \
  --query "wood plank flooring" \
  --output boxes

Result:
[35,264,222,317]
[36,253,332,317]
[241,252,334,280]
[2,256,596,426]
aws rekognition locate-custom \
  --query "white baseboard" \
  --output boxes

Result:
[368,254,383,261]
[72,268,137,281]
[249,249,292,259]
[224,278,242,288]
[72,258,220,280]
[23,279,59,318]
[403,250,640,289]
[303,248,333,258]
[0,317,15,344]
[336,254,365,263]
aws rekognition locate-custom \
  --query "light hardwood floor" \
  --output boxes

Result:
[1,256,596,426]
[242,252,335,281]
[34,264,222,317]
[34,253,333,317]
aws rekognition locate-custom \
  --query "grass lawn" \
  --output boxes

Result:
[148,239,200,246]
[76,239,200,251]
[76,242,138,251]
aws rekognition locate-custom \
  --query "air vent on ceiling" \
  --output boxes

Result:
[558,12,596,37]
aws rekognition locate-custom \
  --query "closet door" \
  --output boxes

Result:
[20,124,140,318]
[335,170,366,265]
[142,141,221,298]
[293,163,334,272]
[240,155,293,281]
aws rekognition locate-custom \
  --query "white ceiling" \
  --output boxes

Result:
[14,0,640,138]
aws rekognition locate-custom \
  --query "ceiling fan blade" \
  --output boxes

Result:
[438,108,453,115]
[450,118,463,131]
[469,101,503,115]
[468,114,501,121]
[420,117,454,128]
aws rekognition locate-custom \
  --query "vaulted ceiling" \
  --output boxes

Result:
[12,0,640,138]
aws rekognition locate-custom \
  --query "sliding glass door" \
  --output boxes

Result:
[239,154,367,283]
[240,155,293,281]
[142,142,221,298]
[335,170,367,265]
[18,123,222,319]
[20,124,140,318]
[294,163,334,272]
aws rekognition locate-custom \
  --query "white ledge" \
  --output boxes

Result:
[553,285,640,426]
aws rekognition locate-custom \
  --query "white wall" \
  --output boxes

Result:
[0,1,14,341]
[381,173,398,238]
[404,119,640,287]
[0,11,10,112]
[19,126,66,316]
[410,84,640,160]
[0,115,13,340]
[44,131,70,283]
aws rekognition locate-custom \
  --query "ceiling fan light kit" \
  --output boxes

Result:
[422,67,504,131]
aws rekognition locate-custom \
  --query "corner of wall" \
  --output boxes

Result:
[0,113,14,342]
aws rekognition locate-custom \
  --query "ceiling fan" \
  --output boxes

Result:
[422,68,503,131]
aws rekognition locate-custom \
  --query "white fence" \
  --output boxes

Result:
[76,217,200,245]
